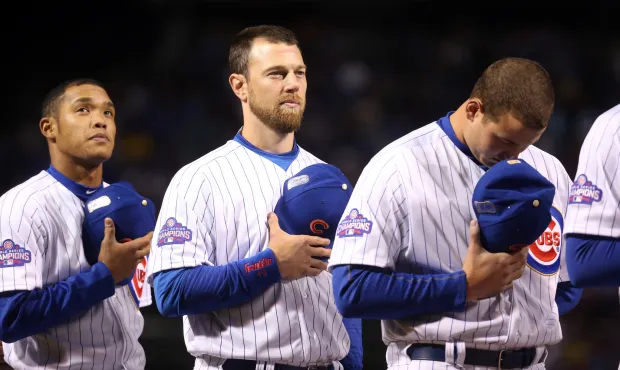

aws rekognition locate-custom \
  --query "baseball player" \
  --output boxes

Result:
[564,104,620,286]
[0,79,153,370]
[146,25,362,370]
[329,58,582,369]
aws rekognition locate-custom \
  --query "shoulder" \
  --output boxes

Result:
[0,171,58,214]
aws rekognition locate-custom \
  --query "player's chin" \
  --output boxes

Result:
[83,147,113,164]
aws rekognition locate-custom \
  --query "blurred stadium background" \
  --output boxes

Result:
[2,1,619,369]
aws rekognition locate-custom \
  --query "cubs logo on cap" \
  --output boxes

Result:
[472,159,556,254]
[82,181,156,287]
[274,163,353,262]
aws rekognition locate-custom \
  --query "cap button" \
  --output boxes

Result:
[342,184,348,190]
[533,200,540,207]
[142,200,148,206]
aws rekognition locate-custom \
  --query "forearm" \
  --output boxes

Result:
[154,248,282,317]
[0,262,115,343]
[332,264,467,320]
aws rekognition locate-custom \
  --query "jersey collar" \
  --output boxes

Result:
[46,165,104,202]
[233,129,300,171]
[436,112,488,171]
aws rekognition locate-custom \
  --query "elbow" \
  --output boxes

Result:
[153,274,182,318]
[332,266,362,318]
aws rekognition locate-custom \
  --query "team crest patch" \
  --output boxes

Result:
[128,256,147,307]
[0,239,32,268]
[157,217,193,246]
[527,206,563,275]
[336,209,373,237]
[569,174,602,205]
[474,201,496,214]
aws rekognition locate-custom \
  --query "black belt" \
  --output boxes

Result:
[407,343,546,369]
[222,359,334,370]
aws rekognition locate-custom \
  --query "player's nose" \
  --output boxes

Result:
[283,74,301,93]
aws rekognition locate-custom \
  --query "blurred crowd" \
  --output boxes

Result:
[2,2,619,369]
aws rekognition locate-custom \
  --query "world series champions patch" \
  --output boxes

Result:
[336,209,373,237]
[569,174,603,205]
[157,217,193,247]
[0,239,31,268]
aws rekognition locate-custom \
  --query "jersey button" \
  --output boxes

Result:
[302,292,308,298]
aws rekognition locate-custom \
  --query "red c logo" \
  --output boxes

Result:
[310,219,329,234]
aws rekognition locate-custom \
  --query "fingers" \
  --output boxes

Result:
[309,258,329,271]
[267,213,282,235]
[124,232,154,250]
[135,246,151,259]
[468,220,483,252]
[309,246,332,258]
[102,218,116,244]
[306,236,331,247]
[305,267,323,277]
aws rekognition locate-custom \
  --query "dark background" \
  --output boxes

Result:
[2,1,619,369]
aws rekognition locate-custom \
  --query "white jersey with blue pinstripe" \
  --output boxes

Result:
[145,139,350,369]
[0,171,151,370]
[564,103,620,238]
[328,119,570,369]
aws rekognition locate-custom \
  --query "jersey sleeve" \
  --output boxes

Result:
[146,166,216,284]
[557,167,573,283]
[329,155,409,270]
[0,192,46,293]
[564,110,620,239]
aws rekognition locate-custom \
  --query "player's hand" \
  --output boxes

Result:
[98,218,153,284]
[267,213,332,280]
[462,220,528,301]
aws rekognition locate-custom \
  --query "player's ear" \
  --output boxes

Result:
[229,73,248,103]
[40,116,57,143]
[465,99,483,122]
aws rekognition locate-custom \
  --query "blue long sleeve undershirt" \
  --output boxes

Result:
[0,262,115,343]
[566,233,620,287]
[332,264,581,319]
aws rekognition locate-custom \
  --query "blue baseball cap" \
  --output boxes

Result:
[82,182,156,273]
[274,163,353,262]
[472,159,555,254]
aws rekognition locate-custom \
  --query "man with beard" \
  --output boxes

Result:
[146,25,362,370]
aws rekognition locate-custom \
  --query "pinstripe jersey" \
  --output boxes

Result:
[329,113,570,369]
[564,103,620,238]
[145,135,350,370]
[0,170,151,370]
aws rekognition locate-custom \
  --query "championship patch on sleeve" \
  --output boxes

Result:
[0,239,32,268]
[336,208,373,238]
[569,174,603,205]
[157,217,193,247]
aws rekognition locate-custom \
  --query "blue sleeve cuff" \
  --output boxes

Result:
[555,281,582,315]
[154,249,281,317]
[332,264,467,320]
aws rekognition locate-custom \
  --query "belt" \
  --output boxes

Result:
[222,359,334,370]
[406,343,547,369]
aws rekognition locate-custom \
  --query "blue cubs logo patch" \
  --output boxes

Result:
[569,174,602,205]
[157,217,193,247]
[0,239,32,268]
[336,209,373,238]
[527,206,563,275]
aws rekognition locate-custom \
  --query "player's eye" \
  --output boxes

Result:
[296,71,306,77]
[76,107,89,113]
[268,71,285,78]
[104,111,114,117]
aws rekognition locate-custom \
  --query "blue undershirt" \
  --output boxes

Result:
[0,165,116,343]
[566,234,620,287]
[331,112,581,321]
[154,131,363,368]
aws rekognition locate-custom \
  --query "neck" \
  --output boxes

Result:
[50,153,103,187]
[241,111,295,154]
[449,102,470,146]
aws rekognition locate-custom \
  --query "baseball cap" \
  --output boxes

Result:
[82,182,156,269]
[472,159,555,253]
[273,163,353,262]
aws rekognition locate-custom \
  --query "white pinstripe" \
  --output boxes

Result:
[0,171,151,370]
[329,119,571,369]
[564,103,620,238]
[146,139,350,368]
